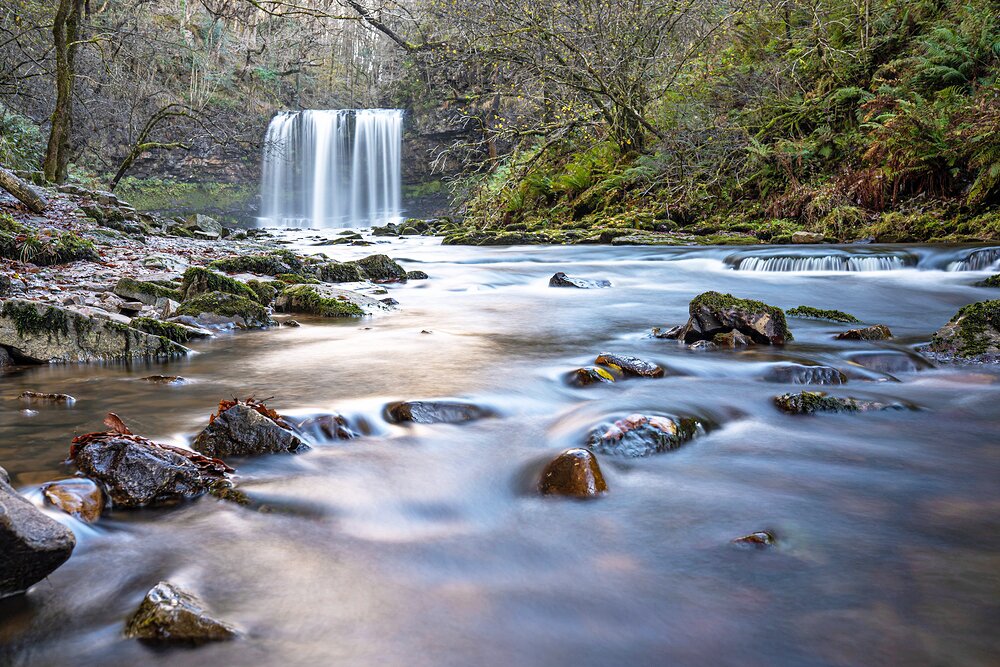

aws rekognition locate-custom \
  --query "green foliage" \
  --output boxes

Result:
[0,105,44,172]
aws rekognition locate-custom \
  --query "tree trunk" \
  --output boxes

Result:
[43,0,82,184]
[0,168,49,214]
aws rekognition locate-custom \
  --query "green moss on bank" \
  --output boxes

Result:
[181,267,259,302]
[174,291,273,327]
[786,306,860,323]
[130,317,195,343]
[1,300,69,337]
[279,285,365,317]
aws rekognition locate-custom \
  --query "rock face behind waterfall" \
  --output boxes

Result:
[676,292,792,345]
[0,300,188,363]
[1,466,77,598]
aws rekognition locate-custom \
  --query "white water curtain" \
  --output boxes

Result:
[260,109,403,228]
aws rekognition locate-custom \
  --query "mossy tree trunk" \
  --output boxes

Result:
[0,167,48,214]
[42,0,83,184]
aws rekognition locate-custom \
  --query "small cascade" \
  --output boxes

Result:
[946,247,1000,272]
[726,253,914,272]
[259,109,402,228]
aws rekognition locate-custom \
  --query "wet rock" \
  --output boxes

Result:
[193,400,307,458]
[130,317,210,344]
[651,325,683,339]
[569,366,616,386]
[688,340,717,351]
[548,272,611,289]
[209,250,304,276]
[173,292,274,329]
[677,291,792,345]
[141,254,188,272]
[926,300,1000,361]
[791,231,825,244]
[380,298,400,307]
[406,270,429,280]
[314,261,366,283]
[41,478,104,523]
[732,531,775,548]
[275,284,389,317]
[786,305,860,323]
[282,319,301,327]
[538,449,607,498]
[0,274,12,296]
[834,324,892,341]
[773,391,903,415]
[713,330,752,348]
[19,391,76,404]
[125,581,237,642]
[293,414,356,442]
[0,300,188,363]
[354,254,407,282]
[183,214,223,238]
[180,267,259,302]
[384,401,493,424]
[976,274,1000,288]
[71,414,231,507]
[113,278,181,306]
[845,351,932,374]
[587,413,701,457]
[594,353,664,377]
[1,467,77,597]
[118,301,144,316]
[141,375,186,385]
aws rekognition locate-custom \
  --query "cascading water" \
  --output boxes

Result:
[946,247,1000,271]
[725,253,915,272]
[259,109,402,228]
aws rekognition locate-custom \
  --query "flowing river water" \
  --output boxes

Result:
[2,237,999,666]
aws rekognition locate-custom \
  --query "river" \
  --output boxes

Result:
[1,236,999,666]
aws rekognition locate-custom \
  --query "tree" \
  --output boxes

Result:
[42,0,82,183]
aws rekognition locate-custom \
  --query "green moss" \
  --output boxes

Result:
[115,277,182,301]
[276,273,320,284]
[246,279,277,305]
[208,250,304,276]
[932,300,1000,358]
[130,317,194,343]
[976,274,1000,288]
[315,261,365,283]
[181,267,259,301]
[786,305,860,323]
[279,285,365,317]
[1,301,69,337]
[115,178,256,216]
[354,254,406,281]
[174,291,272,327]
[773,391,860,415]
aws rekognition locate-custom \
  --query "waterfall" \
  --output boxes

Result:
[259,109,403,228]
[726,253,914,272]
[946,247,1000,271]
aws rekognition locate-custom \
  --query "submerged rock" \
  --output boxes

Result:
[384,401,493,424]
[193,400,306,458]
[594,353,664,377]
[926,300,1000,361]
[569,366,616,386]
[538,449,607,498]
[587,413,701,457]
[548,272,611,289]
[140,375,186,385]
[125,581,237,642]
[844,351,932,375]
[773,391,903,415]
[41,478,104,523]
[677,291,792,345]
[71,414,231,507]
[19,391,75,404]
[763,364,847,385]
[732,531,776,548]
[406,270,429,280]
[1,466,77,597]
[293,414,357,442]
[834,324,892,341]
[0,300,188,363]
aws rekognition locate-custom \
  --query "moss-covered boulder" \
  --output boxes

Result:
[314,261,366,283]
[179,267,259,302]
[677,291,792,345]
[125,581,237,643]
[245,279,278,305]
[173,292,274,329]
[927,300,1000,360]
[976,274,1000,288]
[586,413,701,457]
[538,449,607,499]
[834,324,892,341]
[275,273,320,285]
[113,278,182,306]
[208,250,304,276]
[354,254,407,282]
[773,391,903,414]
[274,284,391,317]
[786,305,860,323]
[0,300,188,363]
[130,317,210,344]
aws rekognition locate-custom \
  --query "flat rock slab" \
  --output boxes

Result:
[0,300,189,363]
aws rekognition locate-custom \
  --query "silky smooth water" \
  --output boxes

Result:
[1,238,999,667]
[259,110,402,228]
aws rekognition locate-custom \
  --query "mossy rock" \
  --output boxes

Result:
[180,267,258,302]
[114,278,182,305]
[928,300,1000,360]
[314,261,365,283]
[275,273,320,285]
[680,291,792,345]
[130,317,198,344]
[274,284,366,318]
[834,324,892,341]
[174,291,273,328]
[353,254,407,282]
[0,229,99,266]
[976,274,1000,288]
[773,391,903,415]
[208,250,304,276]
[246,279,278,305]
[786,305,860,323]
